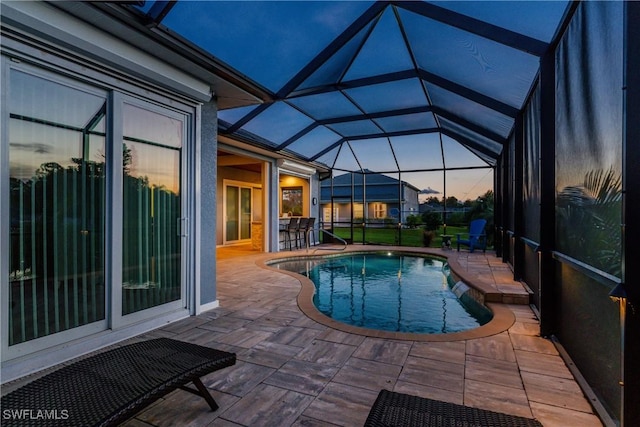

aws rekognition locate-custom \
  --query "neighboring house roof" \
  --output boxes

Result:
[320,170,420,203]
[321,170,420,191]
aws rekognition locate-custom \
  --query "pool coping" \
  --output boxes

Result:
[256,246,517,342]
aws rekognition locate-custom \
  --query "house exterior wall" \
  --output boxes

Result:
[0,1,218,381]
[402,185,420,221]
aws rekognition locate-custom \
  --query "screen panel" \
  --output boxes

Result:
[555,1,623,278]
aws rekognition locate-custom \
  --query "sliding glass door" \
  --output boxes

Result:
[224,182,252,244]
[4,65,191,356]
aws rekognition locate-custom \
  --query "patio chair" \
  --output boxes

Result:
[456,218,487,253]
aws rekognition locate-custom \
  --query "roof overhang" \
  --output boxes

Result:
[43,1,270,108]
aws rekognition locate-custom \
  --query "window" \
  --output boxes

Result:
[323,207,339,223]
[372,203,387,219]
[281,187,303,216]
[353,203,364,220]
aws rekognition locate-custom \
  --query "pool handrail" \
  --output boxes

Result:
[307,228,347,253]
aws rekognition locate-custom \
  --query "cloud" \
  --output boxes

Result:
[419,187,440,194]
[312,2,369,33]
[9,142,52,154]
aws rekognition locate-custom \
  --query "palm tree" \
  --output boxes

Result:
[556,168,622,277]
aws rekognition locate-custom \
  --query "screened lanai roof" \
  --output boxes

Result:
[119,1,570,175]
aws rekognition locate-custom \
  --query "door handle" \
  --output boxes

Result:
[177,217,188,237]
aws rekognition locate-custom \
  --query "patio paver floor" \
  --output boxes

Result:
[129,246,603,427]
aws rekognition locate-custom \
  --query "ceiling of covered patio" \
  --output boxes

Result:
[117,1,569,179]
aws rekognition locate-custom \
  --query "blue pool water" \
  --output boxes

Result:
[273,252,492,334]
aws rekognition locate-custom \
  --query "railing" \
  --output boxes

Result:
[307,228,347,253]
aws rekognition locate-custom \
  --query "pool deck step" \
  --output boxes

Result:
[445,250,532,305]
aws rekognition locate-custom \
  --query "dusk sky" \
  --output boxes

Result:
[155,1,568,200]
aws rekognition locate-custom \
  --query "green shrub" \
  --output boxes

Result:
[421,211,442,231]
[444,212,465,226]
[405,214,422,228]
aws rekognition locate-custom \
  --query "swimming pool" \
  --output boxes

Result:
[272,252,492,334]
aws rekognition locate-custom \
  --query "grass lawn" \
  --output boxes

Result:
[330,225,468,248]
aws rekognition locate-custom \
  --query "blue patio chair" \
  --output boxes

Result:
[456,219,487,253]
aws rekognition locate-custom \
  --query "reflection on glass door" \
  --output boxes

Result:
[7,70,107,345]
[225,186,238,241]
[224,183,252,244]
[241,187,251,239]
[122,103,183,315]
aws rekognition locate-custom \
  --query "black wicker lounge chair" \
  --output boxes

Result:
[1,338,236,427]
[365,389,543,427]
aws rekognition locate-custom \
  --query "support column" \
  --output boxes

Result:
[538,49,556,337]
[500,142,510,264]
[398,171,402,246]
[494,157,503,258]
[362,173,367,244]
[513,113,525,280]
[199,99,217,308]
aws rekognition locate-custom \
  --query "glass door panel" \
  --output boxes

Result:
[122,103,183,315]
[241,187,252,240]
[224,184,253,243]
[8,70,107,345]
[226,186,239,241]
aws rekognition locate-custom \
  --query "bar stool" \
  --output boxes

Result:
[280,217,299,250]
[296,218,309,248]
[304,217,316,247]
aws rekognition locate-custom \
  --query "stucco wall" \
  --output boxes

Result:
[200,101,217,305]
